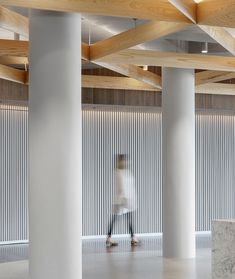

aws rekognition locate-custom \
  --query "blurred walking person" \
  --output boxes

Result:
[106,154,139,247]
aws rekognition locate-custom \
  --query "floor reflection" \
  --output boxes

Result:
[0,234,212,279]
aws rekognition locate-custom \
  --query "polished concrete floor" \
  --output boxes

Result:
[0,235,212,279]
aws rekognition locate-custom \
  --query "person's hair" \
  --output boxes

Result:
[116,154,127,169]
[117,154,127,163]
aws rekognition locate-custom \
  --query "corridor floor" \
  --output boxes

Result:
[0,234,211,279]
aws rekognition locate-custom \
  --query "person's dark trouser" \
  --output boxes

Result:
[108,212,134,238]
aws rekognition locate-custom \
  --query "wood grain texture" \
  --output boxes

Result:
[82,75,159,91]
[196,71,235,85]
[199,25,235,55]
[25,70,29,85]
[0,56,28,65]
[196,83,235,95]
[83,73,235,96]
[82,43,90,60]
[96,63,162,89]
[197,0,235,28]
[96,49,235,72]
[0,39,28,56]
[0,41,88,60]
[168,0,196,22]
[0,0,191,22]
[2,75,235,110]
[0,78,28,102]
[0,6,28,37]
[84,76,235,96]
[82,87,162,107]
[90,21,190,60]
[0,64,26,84]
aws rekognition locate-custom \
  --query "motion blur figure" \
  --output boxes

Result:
[106,154,139,247]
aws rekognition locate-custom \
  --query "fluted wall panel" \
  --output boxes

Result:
[1,105,235,242]
[195,111,235,231]
[82,106,162,236]
[0,105,28,243]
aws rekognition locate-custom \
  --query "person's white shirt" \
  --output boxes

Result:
[113,169,137,215]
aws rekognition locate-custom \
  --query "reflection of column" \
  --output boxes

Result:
[162,258,196,279]
[162,68,195,258]
[29,11,82,279]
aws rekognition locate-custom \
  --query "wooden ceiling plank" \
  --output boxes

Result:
[195,71,235,85]
[0,6,28,37]
[90,21,190,60]
[199,25,235,56]
[0,63,26,84]
[0,40,88,60]
[95,62,162,89]
[0,39,28,56]
[82,43,90,61]
[196,83,235,96]
[0,0,191,22]
[168,0,196,23]
[0,56,28,65]
[197,0,235,28]
[84,76,235,95]
[96,49,235,72]
[83,76,235,96]
[82,75,158,92]
[4,73,235,97]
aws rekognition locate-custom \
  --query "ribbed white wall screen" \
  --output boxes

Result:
[1,105,235,242]
[0,105,28,243]
[196,111,235,231]
[82,106,162,236]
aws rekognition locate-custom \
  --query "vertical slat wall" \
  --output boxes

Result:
[1,105,235,242]
[0,105,28,243]
[82,106,162,236]
[196,111,235,231]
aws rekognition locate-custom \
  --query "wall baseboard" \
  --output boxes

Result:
[0,231,211,246]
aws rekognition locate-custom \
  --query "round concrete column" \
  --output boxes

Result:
[29,11,82,279]
[162,68,195,258]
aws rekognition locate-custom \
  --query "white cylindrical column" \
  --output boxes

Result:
[162,68,195,259]
[29,11,82,279]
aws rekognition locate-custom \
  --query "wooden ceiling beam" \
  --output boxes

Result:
[167,0,235,57]
[3,73,235,97]
[0,40,89,60]
[83,75,235,96]
[0,56,28,65]
[168,0,196,23]
[82,75,158,92]
[0,6,28,37]
[197,0,235,28]
[85,76,235,96]
[196,83,235,96]
[82,43,90,61]
[95,62,162,89]
[96,49,235,72]
[0,39,28,56]
[0,0,191,22]
[195,71,235,85]
[198,25,235,56]
[0,63,26,84]
[9,74,158,92]
[90,21,190,60]
[2,1,235,29]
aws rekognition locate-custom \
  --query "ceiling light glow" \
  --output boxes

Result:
[201,42,208,54]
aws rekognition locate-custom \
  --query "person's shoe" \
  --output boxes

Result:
[106,237,118,247]
[131,237,140,246]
